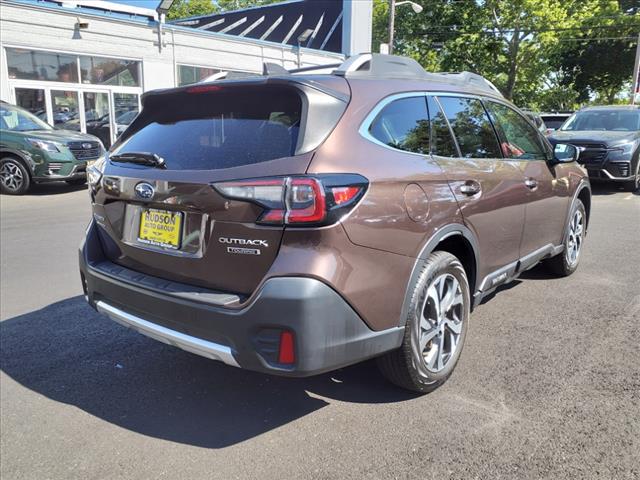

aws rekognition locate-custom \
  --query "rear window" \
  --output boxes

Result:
[543,117,569,130]
[112,86,302,170]
[369,96,430,154]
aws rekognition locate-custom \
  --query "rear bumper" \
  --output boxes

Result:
[79,221,403,377]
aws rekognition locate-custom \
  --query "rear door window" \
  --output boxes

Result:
[113,86,302,170]
[486,101,548,160]
[436,96,502,159]
[368,96,430,154]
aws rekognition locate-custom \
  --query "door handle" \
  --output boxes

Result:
[460,180,481,196]
[524,178,538,190]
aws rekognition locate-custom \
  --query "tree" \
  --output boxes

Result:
[166,0,216,20]
[555,1,638,104]
[166,0,281,21]
[374,0,639,109]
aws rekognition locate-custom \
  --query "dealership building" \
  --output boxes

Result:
[0,0,371,147]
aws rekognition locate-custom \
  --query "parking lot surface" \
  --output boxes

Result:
[1,183,638,479]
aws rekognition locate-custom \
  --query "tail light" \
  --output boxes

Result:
[213,174,368,226]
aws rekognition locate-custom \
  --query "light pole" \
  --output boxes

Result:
[155,0,175,53]
[297,29,314,68]
[387,0,423,54]
[631,33,640,105]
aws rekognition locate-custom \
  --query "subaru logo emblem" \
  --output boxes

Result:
[82,142,93,149]
[135,182,154,200]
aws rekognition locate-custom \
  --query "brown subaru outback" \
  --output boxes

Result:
[79,54,591,393]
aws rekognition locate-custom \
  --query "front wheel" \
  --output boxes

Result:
[377,251,470,393]
[545,199,586,277]
[624,160,639,192]
[0,157,30,195]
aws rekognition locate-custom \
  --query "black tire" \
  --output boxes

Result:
[624,160,639,192]
[65,178,87,186]
[545,199,586,277]
[0,157,31,195]
[377,251,470,394]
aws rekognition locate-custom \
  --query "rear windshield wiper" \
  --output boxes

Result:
[109,152,166,169]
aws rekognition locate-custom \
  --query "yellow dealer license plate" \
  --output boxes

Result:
[138,208,183,250]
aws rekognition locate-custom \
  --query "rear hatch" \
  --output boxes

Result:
[91,77,350,296]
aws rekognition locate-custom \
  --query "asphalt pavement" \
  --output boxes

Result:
[1,182,639,479]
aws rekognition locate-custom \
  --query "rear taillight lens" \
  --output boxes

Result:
[213,174,367,227]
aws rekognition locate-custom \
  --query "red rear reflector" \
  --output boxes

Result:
[278,331,295,364]
[331,186,361,205]
[186,85,222,94]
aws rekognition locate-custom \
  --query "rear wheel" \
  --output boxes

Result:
[545,199,586,277]
[0,157,30,195]
[377,251,470,393]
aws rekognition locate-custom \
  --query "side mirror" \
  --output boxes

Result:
[552,143,580,164]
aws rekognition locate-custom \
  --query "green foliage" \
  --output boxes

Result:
[166,0,281,21]
[373,0,640,110]
[166,0,216,20]
[216,0,282,10]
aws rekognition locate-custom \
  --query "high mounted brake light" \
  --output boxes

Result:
[185,85,223,94]
[213,174,368,227]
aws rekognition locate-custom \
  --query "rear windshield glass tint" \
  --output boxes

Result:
[112,86,302,170]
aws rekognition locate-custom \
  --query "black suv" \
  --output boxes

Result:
[549,105,640,191]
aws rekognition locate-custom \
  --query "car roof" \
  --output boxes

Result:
[580,105,640,112]
[186,53,504,100]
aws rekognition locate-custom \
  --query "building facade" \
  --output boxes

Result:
[0,0,358,148]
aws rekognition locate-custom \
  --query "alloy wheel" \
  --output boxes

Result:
[418,273,464,373]
[565,209,584,267]
[0,161,24,192]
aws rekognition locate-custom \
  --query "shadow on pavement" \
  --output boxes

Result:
[590,182,639,196]
[0,296,417,449]
[23,182,87,196]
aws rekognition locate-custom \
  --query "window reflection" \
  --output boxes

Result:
[15,88,47,122]
[51,90,79,130]
[6,48,78,83]
[437,97,502,159]
[80,56,140,86]
[369,97,430,154]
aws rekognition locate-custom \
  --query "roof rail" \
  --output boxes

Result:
[333,53,503,97]
[437,71,502,95]
[197,54,502,97]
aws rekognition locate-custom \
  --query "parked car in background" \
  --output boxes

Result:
[549,105,640,191]
[541,112,572,134]
[80,54,591,393]
[0,101,104,195]
[522,110,547,134]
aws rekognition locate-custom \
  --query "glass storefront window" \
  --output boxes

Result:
[6,48,78,83]
[113,93,139,138]
[80,56,141,86]
[14,88,47,122]
[51,90,80,130]
[178,65,221,86]
[84,92,112,148]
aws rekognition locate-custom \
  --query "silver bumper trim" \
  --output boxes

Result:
[95,301,240,368]
[599,169,634,181]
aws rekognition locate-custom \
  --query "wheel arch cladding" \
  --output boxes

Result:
[398,225,480,326]
[577,187,591,229]
[433,234,477,296]
[0,150,33,176]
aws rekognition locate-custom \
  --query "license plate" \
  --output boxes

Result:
[138,208,183,250]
